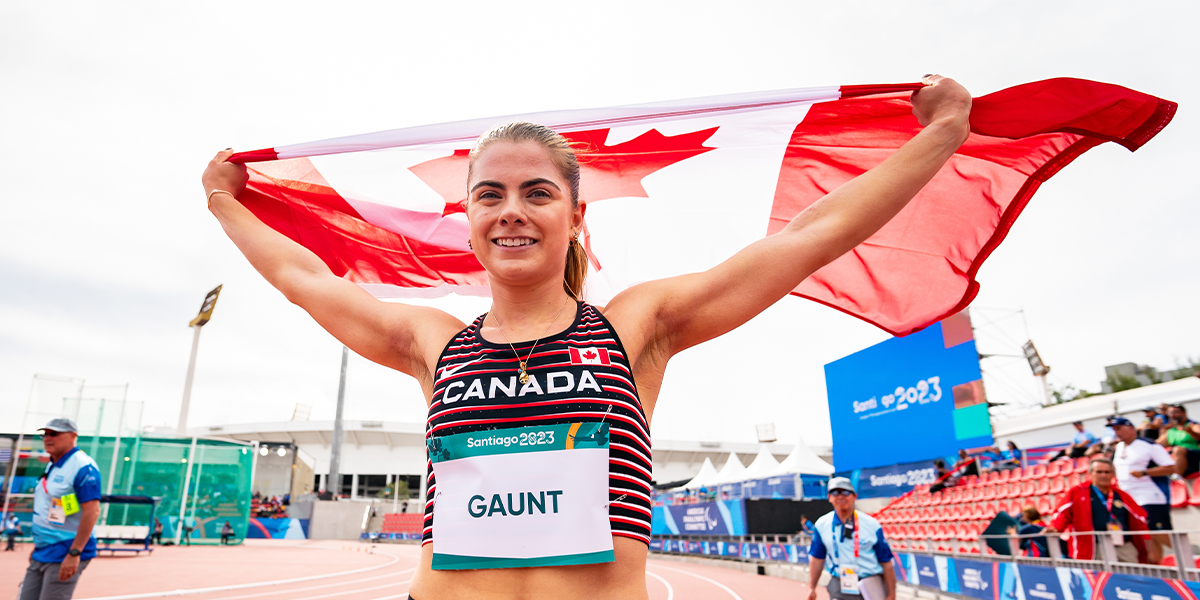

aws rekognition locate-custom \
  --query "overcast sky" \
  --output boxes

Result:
[2,1,1196,449]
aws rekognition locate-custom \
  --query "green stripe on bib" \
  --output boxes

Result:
[428,422,609,463]
[432,549,616,570]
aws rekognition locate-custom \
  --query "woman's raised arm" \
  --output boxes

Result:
[607,76,973,360]
[201,150,463,387]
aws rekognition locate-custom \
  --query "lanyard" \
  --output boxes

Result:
[1092,485,1117,521]
[831,510,860,565]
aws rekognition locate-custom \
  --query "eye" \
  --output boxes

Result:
[527,188,552,201]
[477,190,501,201]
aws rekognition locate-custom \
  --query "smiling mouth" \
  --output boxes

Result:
[492,237,537,248]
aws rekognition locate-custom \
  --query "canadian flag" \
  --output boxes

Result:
[231,79,1174,335]
[569,347,612,366]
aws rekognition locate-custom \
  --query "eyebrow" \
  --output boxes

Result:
[470,178,562,193]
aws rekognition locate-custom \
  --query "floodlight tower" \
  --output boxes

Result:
[177,285,222,435]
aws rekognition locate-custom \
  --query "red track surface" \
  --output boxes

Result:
[1,540,819,599]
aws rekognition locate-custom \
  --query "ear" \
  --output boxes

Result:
[572,201,587,231]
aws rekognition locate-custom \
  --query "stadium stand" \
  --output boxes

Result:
[872,456,1131,554]
[380,513,423,535]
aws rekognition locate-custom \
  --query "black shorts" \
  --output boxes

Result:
[1185,449,1200,477]
[1145,503,1173,531]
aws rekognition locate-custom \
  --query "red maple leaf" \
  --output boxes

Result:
[409,127,719,215]
[582,349,598,360]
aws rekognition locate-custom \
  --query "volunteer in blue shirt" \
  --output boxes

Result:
[1068,421,1099,458]
[20,418,102,600]
[807,477,896,600]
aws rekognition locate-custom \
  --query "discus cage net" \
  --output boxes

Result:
[1,375,253,545]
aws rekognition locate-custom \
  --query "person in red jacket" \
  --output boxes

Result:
[1045,457,1156,563]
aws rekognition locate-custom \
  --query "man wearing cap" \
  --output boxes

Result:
[807,477,896,600]
[19,419,102,600]
[1110,416,1175,561]
[1138,407,1168,441]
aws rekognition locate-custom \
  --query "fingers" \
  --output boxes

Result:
[212,148,235,163]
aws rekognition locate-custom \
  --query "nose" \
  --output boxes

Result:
[496,194,527,226]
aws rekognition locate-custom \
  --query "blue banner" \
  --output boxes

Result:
[742,475,798,499]
[952,558,995,600]
[651,500,746,535]
[838,459,940,499]
[825,316,992,472]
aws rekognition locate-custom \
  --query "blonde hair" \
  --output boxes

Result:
[468,122,587,299]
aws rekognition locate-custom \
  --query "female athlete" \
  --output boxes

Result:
[201,75,971,600]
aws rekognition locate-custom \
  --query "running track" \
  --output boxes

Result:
[0,540,816,599]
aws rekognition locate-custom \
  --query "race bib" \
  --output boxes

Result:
[429,422,614,570]
[48,498,66,525]
[840,566,861,595]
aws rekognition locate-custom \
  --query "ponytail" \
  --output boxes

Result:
[564,236,588,299]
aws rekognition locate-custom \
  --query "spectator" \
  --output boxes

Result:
[181,517,195,546]
[1007,506,1050,557]
[5,514,19,551]
[996,441,1022,470]
[151,519,162,545]
[1158,405,1200,477]
[1110,416,1175,562]
[1138,407,1168,441]
[929,459,955,494]
[953,449,979,478]
[220,522,235,545]
[1067,421,1099,458]
[1046,457,1154,563]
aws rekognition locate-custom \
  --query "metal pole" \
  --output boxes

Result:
[329,346,348,500]
[175,437,198,545]
[177,326,203,435]
[1,377,37,525]
[102,395,127,525]
[392,474,399,513]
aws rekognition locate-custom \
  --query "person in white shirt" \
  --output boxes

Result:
[1109,416,1176,560]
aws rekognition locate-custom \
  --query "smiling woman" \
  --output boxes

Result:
[201,75,973,600]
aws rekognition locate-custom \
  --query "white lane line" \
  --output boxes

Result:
[288,579,411,600]
[77,551,401,600]
[214,568,416,600]
[652,565,744,600]
[646,570,675,600]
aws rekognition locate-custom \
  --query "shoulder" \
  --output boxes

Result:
[68,450,99,470]
[815,512,836,528]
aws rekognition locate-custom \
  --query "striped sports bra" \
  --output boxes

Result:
[422,302,653,546]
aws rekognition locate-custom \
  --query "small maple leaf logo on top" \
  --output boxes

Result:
[409,127,719,217]
[569,347,611,366]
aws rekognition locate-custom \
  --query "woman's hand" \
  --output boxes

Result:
[911,75,972,131]
[201,149,249,203]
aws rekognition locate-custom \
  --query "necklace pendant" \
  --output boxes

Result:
[518,362,529,385]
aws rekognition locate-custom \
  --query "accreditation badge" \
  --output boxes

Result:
[429,422,614,570]
[48,498,67,525]
[839,566,862,595]
[1108,522,1125,546]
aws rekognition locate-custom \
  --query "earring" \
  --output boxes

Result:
[570,232,579,246]
[467,240,472,250]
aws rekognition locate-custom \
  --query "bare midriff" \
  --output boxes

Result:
[406,536,649,600]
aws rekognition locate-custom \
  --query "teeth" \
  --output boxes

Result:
[495,238,535,247]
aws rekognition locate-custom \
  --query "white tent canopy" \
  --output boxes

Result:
[710,452,746,485]
[769,436,835,477]
[682,457,720,490]
[739,445,782,481]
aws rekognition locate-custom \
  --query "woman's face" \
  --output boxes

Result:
[466,140,584,290]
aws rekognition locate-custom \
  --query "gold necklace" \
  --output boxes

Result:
[490,296,572,385]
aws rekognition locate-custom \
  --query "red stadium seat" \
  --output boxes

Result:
[950,489,964,504]
[1066,473,1081,488]
[1190,480,1200,507]
[983,501,998,520]
[1026,464,1047,480]
[1034,478,1050,495]
[1020,480,1036,497]
[1045,461,1062,478]
[1049,476,1065,494]
[1171,480,1189,509]
[1075,457,1090,473]
[1008,467,1024,481]
[982,484,996,500]
[999,482,1017,499]
[998,469,1011,483]
[962,475,978,487]
[1037,496,1052,515]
